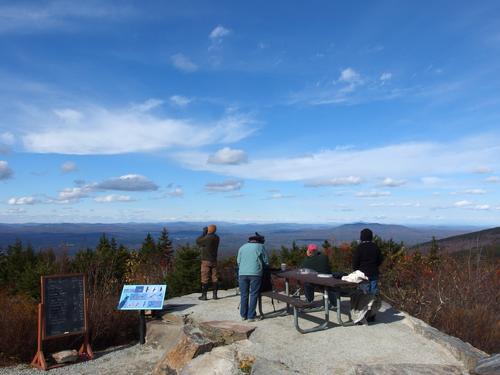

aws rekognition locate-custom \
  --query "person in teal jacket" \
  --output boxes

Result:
[237,233,269,322]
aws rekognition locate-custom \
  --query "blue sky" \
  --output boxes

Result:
[0,0,499,225]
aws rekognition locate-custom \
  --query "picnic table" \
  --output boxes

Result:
[261,269,361,334]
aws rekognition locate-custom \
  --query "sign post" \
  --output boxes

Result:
[31,274,93,371]
[117,284,167,345]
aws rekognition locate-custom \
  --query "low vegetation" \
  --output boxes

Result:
[0,230,498,365]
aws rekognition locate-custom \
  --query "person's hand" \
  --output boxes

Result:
[202,226,208,235]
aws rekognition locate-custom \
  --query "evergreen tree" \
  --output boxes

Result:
[428,236,440,264]
[139,233,157,260]
[157,227,174,273]
[166,244,200,297]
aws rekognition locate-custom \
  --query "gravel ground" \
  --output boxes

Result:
[0,344,163,375]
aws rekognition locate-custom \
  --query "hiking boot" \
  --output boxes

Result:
[198,284,208,301]
[212,282,219,300]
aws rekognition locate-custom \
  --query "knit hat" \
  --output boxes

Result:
[248,232,265,244]
[207,224,217,234]
[306,243,318,256]
[360,228,373,242]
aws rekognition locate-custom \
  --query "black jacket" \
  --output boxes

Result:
[352,242,383,279]
[196,233,220,262]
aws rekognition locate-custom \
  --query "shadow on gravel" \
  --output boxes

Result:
[92,343,136,360]
[163,303,196,313]
[372,306,405,325]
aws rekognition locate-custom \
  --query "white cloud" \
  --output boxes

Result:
[97,174,158,191]
[474,204,490,210]
[0,132,15,145]
[169,95,192,107]
[174,135,500,183]
[305,176,362,187]
[356,191,391,198]
[266,192,295,200]
[464,189,486,195]
[171,53,198,72]
[454,200,472,207]
[165,184,184,198]
[205,180,243,192]
[61,161,78,173]
[57,186,92,202]
[485,176,500,183]
[473,166,493,174]
[0,160,13,180]
[209,25,231,40]
[208,147,248,165]
[7,196,37,205]
[22,103,255,154]
[380,72,392,81]
[53,108,83,122]
[379,177,406,187]
[94,194,133,203]
[133,98,163,112]
[339,68,361,84]
[0,2,133,34]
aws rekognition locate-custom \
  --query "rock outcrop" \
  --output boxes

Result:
[153,320,257,375]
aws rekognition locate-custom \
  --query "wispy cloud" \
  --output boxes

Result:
[473,166,493,174]
[133,98,163,112]
[305,176,362,187]
[165,184,184,198]
[209,25,231,40]
[265,191,295,200]
[356,191,391,198]
[208,147,248,165]
[0,2,134,34]
[485,176,500,183]
[171,53,198,72]
[0,132,15,145]
[54,108,83,122]
[453,200,490,210]
[169,95,192,107]
[0,160,13,180]
[7,196,38,205]
[61,161,78,173]
[205,180,243,192]
[96,174,158,191]
[94,194,134,203]
[380,72,392,81]
[174,134,500,183]
[379,177,406,187]
[464,189,487,195]
[21,102,255,154]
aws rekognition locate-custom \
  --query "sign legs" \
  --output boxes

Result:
[139,310,146,345]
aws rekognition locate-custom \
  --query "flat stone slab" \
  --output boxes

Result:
[353,363,467,375]
[475,353,500,375]
[166,290,469,375]
[199,320,257,345]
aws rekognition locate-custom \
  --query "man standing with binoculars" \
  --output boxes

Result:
[196,224,220,300]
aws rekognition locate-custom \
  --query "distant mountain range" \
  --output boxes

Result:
[413,226,500,255]
[0,222,484,257]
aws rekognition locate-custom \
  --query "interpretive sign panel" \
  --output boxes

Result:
[117,284,167,310]
[42,274,86,339]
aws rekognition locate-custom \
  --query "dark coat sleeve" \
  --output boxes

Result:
[352,246,360,271]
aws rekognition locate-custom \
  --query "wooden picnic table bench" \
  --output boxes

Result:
[260,270,361,333]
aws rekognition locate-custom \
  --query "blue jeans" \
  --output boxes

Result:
[360,279,379,295]
[239,275,262,319]
[304,283,337,307]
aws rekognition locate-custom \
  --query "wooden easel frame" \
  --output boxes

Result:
[31,274,93,371]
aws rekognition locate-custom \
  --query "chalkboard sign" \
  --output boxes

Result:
[42,274,86,339]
